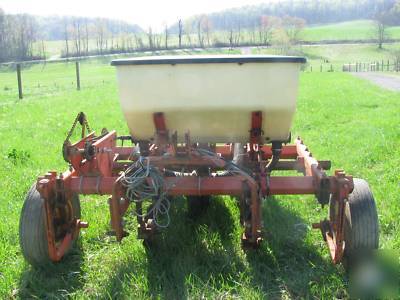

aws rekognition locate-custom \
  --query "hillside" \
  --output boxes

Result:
[300,20,400,41]
[35,15,143,41]
[169,0,399,33]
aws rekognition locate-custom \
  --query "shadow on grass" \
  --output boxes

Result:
[144,196,244,299]
[246,197,345,298]
[100,196,344,299]
[17,244,85,298]
[16,196,344,298]
[95,196,245,298]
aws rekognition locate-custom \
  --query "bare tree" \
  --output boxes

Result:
[84,19,89,54]
[201,15,212,47]
[134,33,144,50]
[0,8,6,62]
[225,17,242,48]
[15,14,37,60]
[62,17,70,57]
[282,16,305,44]
[71,17,83,56]
[184,20,192,47]
[94,18,108,54]
[196,17,204,47]
[178,19,183,48]
[259,15,280,45]
[147,27,154,50]
[164,23,169,49]
[374,12,389,49]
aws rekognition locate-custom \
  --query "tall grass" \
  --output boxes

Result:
[0,60,398,298]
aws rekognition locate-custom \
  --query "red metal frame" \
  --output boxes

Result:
[36,113,354,264]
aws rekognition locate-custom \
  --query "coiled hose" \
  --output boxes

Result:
[121,157,171,228]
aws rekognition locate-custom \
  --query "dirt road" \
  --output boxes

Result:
[353,72,400,92]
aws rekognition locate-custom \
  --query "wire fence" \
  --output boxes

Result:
[342,60,400,72]
[1,55,400,100]
[0,59,116,100]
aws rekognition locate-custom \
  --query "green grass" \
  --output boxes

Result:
[300,20,400,42]
[0,58,399,298]
[253,43,400,71]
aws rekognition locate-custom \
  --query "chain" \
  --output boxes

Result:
[64,112,92,143]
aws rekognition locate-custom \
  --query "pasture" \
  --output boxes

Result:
[253,43,400,71]
[0,54,399,298]
[300,20,400,42]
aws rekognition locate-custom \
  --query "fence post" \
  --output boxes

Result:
[16,64,23,99]
[75,61,81,91]
[330,64,333,72]
[310,66,312,72]
[320,65,322,72]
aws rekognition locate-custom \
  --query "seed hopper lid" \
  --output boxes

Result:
[111,55,307,66]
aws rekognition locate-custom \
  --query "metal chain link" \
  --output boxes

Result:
[64,112,91,143]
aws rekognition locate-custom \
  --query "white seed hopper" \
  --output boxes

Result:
[111,55,306,143]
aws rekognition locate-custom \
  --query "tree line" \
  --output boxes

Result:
[1,0,400,63]
[0,10,143,62]
[0,10,39,62]
[170,0,400,33]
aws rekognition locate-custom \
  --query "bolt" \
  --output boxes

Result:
[78,221,89,228]
[39,179,49,186]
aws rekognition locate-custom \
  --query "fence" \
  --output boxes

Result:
[2,57,400,100]
[0,59,116,101]
[342,60,400,72]
[11,62,81,99]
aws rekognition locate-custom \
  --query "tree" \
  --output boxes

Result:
[62,17,70,57]
[282,15,305,44]
[15,14,37,60]
[374,12,388,49]
[184,20,193,47]
[84,19,89,54]
[71,17,83,56]
[94,18,110,54]
[0,8,6,61]
[196,16,204,47]
[164,23,168,49]
[259,15,280,45]
[201,16,212,47]
[147,27,154,50]
[178,19,183,48]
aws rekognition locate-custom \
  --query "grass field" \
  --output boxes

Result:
[0,56,399,298]
[300,20,400,42]
[253,43,400,71]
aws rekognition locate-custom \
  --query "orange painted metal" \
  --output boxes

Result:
[36,116,354,265]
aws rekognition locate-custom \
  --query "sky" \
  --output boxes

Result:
[0,0,272,30]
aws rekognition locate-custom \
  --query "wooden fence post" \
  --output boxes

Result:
[16,64,23,99]
[76,61,81,90]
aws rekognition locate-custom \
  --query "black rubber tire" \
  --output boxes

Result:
[19,184,81,268]
[187,196,211,218]
[344,178,379,259]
